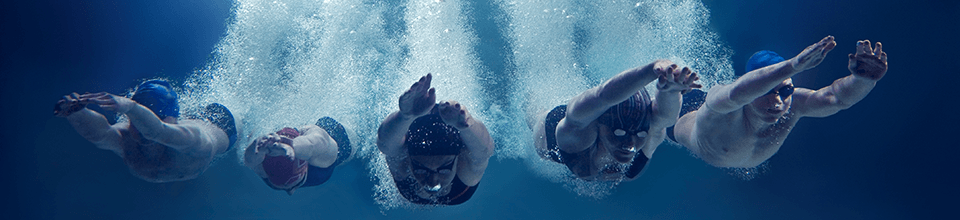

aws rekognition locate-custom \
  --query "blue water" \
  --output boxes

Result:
[2,0,958,219]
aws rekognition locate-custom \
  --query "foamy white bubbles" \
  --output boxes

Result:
[180,0,400,164]
[178,0,735,207]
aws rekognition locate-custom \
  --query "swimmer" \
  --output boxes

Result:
[671,36,888,168]
[376,73,495,205]
[243,117,355,195]
[528,60,701,181]
[54,80,237,183]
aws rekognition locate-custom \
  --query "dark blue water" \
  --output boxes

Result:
[2,0,958,219]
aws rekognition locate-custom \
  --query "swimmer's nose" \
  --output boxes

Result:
[425,173,442,189]
[773,94,784,105]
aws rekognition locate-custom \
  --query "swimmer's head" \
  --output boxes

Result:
[131,79,180,119]
[744,50,794,123]
[261,127,308,195]
[597,91,651,163]
[405,113,463,196]
[745,50,786,74]
[747,78,794,123]
[405,114,465,156]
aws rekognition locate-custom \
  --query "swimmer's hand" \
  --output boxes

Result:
[792,35,837,72]
[657,65,701,94]
[54,92,88,117]
[399,73,437,118]
[848,40,887,80]
[245,137,267,164]
[259,133,296,158]
[438,100,470,129]
[82,92,137,114]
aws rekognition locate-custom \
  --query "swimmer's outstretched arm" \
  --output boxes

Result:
[83,92,211,154]
[705,36,837,114]
[438,101,494,186]
[791,40,887,117]
[243,139,269,177]
[377,74,436,157]
[291,125,339,168]
[558,60,674,153]
[643,67,702,157]
[56,93,122,154]
[651,66,702,130]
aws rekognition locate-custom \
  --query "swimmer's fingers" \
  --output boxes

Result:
[81,93,119,105]
[659,64,677,84]
[685,71,702,88]
[54,95,86,117]
[657,74,668,88]
[418,73,433,94]
[823,39,837,54]
[439,101,469,128]
[426,88,436,101]
[677,67,692,83]
[862,40,873,55]
[879,51,887,63]
[278,135,295,146]
[873,42,882,57]
[423,73,432,92]
[255,136,273,152]
[86,95,117,105]
[78,92,110,101]
[406,73,432,97]
[816,36,836,58]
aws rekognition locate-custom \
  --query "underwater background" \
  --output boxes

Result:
[2,0,958,219]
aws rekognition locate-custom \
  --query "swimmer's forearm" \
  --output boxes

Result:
[243,147,269,177]
[377,111,416,156]
[66,108,116,144]
[815,74,877,112]
[597,62,660,105]
[124,104,167,136]
[293,125,338,166]
[650,90,682,129]
[708,61,799,113]
[458,118,495,160]
[729,61,798,102]
[125,104,200,150]
[836,73,879,104]
[567,62,660,125]
[243,141,264,167]
[291,126,323,160]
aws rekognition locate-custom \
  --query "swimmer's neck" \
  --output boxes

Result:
[743,110,781,132]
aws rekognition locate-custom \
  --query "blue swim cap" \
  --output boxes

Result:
[131,80,180,118]
[745,50,785,73]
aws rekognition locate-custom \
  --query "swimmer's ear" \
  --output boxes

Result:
[286,188,296,196]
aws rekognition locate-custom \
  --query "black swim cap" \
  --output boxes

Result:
[405,110,464,156]
[598,90,651,133]
[131,80,180,118]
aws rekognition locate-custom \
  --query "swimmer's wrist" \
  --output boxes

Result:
[851,73,881,82]
[398,112,419,121]
[55,102,86,117]
[851,69,883,81]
